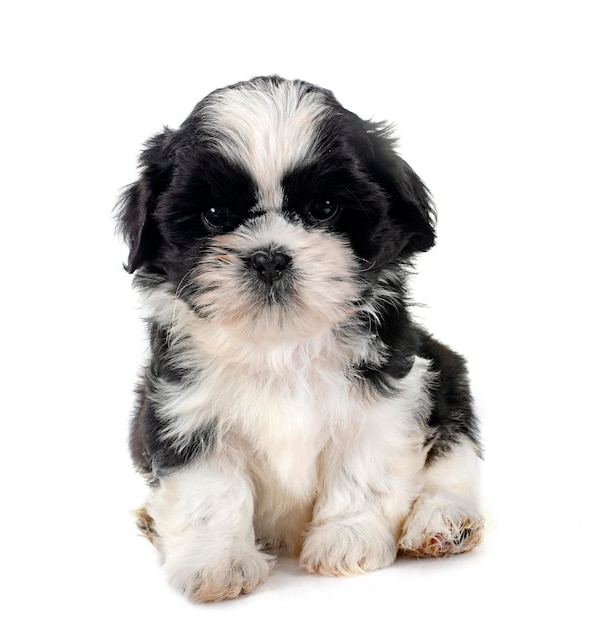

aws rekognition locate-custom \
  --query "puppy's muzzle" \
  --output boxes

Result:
[250,250,292,284]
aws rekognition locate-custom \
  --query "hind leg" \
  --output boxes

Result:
[399,438,484,556]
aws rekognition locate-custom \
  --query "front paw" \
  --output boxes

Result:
[169,549,275,603]
[300,520,396,576]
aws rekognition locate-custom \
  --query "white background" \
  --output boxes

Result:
[2,1,611,624]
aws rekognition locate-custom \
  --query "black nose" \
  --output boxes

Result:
[250,250,291,283]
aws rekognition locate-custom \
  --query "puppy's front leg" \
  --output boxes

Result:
[301,407,426,576]
[146,448,274,602]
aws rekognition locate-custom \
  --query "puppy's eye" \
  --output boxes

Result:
[307,200,341,224]
[201,206,230,230]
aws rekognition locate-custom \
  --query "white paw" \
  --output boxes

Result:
[300,520,396,576]
[167,548,275,602]
[399,494,484,557]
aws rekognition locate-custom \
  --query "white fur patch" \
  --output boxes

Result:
[190,212,362,339]
[200,80,328,209]
[300,358,434,575]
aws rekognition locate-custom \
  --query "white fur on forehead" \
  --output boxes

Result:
[200,79,330,209]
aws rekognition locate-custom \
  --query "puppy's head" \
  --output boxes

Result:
[117,76,435,339]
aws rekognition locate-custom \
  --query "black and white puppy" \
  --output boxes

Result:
[117,76,483,602]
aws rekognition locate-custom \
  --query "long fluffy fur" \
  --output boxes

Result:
[117,76,483,602]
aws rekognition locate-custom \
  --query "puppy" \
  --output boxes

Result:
[117,76,483,602]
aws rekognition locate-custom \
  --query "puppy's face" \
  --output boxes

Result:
[118,77,435,339]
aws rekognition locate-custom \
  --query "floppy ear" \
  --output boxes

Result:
[116,128,176,273]
[366,122,436,255]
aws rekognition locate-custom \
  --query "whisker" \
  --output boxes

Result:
[171,267,200,335]
[211,254,238,261]
[356,257,377,273]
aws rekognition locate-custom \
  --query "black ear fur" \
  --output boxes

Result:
[116,128,176,273]
[366,122,437,255]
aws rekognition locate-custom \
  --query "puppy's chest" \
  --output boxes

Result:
[209,352,350,434]
[204,351,353,492]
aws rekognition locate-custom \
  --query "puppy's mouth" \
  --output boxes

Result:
[187,246,300,327]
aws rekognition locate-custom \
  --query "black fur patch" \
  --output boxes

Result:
[352,280,419,396]
[416,328,481,464]
[129,325,216,478]
[130,386,216,478]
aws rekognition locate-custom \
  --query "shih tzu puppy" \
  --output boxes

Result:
[117,76,483,602]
